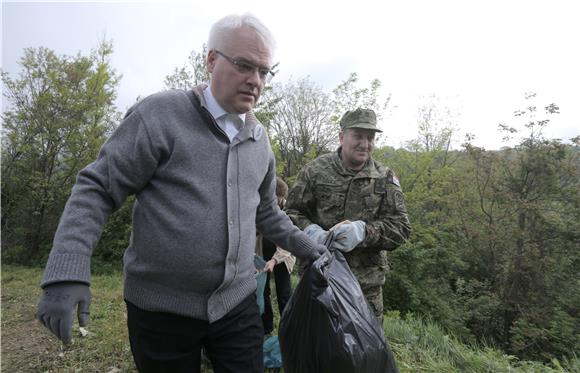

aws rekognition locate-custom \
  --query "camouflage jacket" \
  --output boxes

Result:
[285,149,411,286]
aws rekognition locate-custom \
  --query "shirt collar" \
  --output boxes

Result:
[203,86,246,125]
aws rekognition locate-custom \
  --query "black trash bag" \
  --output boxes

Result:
[279,234,398,373]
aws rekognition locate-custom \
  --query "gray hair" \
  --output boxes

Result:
[207,13,276,57]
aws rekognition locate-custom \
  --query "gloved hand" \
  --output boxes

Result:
[304,224,329,244]
[36,281,91,344]
[312,243,331,260]
[331,220,366,252]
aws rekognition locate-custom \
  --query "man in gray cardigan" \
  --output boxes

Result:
[36,13,327,373]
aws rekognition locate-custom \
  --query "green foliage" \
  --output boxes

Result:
[456,97,580,360]
[164,44,210,89]
[384,312,576,372]
[331,72,391,124]
[382,94,580,364]
[1,42,121,264]
[384,242,472,341]
[92,196,135,273]
[1,265,136,372]
[254,85,279,123]
[265,77,336,179]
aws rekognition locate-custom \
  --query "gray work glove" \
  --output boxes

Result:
[332,220,366,252]
[311,243,331,261]
[37,281,91,344]
[304,224,329,244]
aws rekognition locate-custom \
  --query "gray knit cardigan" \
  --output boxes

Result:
[41,86,319,322]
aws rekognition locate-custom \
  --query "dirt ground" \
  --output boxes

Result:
[1,288,63,371]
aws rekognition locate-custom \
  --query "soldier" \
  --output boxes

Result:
[285,108,411,324]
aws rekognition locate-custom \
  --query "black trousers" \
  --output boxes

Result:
[126,294,264,373]
[262,238,292,334]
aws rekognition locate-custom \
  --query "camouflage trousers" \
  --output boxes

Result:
[360,283,384,327]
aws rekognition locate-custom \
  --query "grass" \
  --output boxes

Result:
[2,265,134,372]
[2,265,577,372]
[383,312,578,372]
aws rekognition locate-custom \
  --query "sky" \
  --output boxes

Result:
[2,0,579,149]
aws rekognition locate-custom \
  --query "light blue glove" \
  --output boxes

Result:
[304,224,329,245]
[332,220,366,252]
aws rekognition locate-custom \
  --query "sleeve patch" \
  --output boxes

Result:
[394,191,407,211]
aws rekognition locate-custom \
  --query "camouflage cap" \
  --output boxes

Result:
[339,108,382,132]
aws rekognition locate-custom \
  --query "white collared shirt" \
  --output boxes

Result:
[203,86,246,141]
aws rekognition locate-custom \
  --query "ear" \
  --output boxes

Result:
[339,131,344,145]
[207,50,217,73]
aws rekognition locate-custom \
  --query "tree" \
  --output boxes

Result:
[164,45,210,90]
[379,96,468,337]
[265,77,335,179]
[382,95,460,243]
[382,93,579,363]
[458,94,580,361]
[1,42,121,263]
[267,74,391,180]
[406,94,457,153]
[331,73,391,124]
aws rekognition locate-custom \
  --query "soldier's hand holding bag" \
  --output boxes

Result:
[331,220,366,252]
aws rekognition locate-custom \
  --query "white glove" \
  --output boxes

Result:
[304,224,329,245]
[332,220,366,252]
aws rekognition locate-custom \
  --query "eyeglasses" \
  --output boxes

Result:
[215,50,276,83]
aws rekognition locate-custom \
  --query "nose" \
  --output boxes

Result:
[359,137,370,149]
[245,68,263,87]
